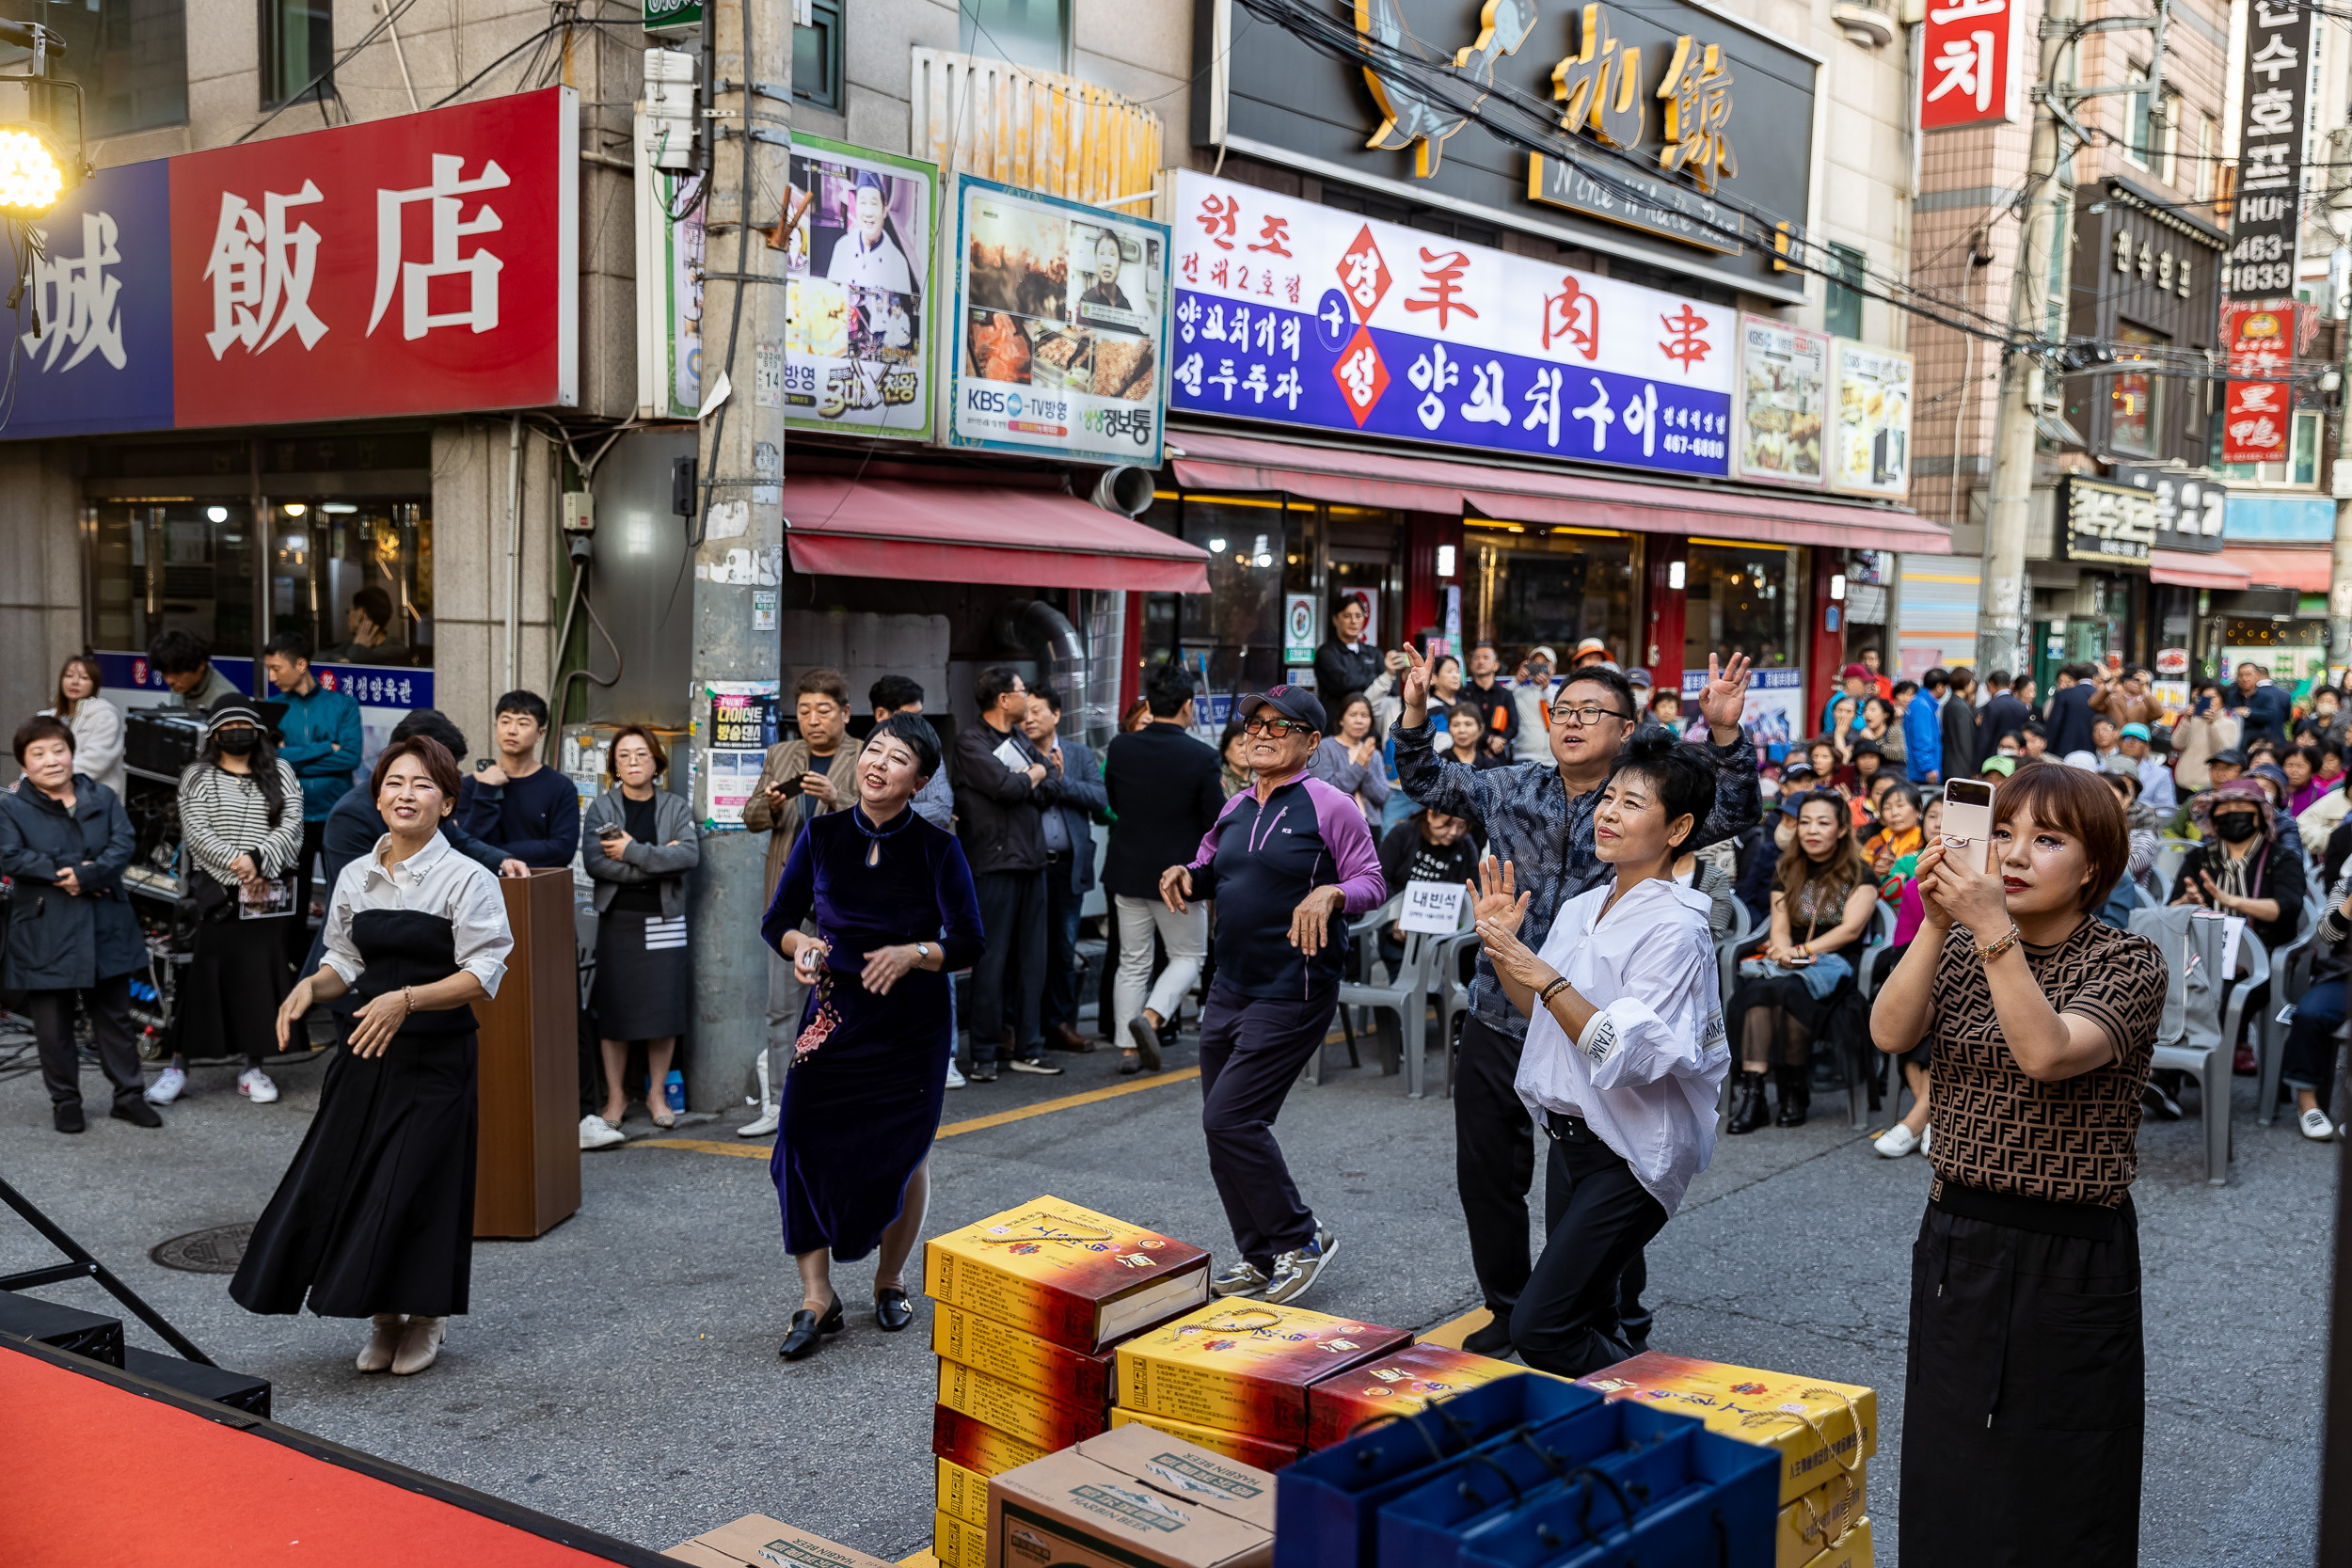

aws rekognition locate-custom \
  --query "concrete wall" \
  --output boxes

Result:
[426,420,564,768]
[0,444,84,782]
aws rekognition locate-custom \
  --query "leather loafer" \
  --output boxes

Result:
[779,1300,845,1361]
[1045,1022,1095,1054]
[875,1287,914,1333]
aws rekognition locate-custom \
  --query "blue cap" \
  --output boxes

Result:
[2121,722,2152,740]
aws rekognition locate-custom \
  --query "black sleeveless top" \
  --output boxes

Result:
[351,909,478,1034]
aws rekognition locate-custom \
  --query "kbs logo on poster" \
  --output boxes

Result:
[1918,0,2026,132]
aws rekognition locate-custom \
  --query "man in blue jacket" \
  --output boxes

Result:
[264,632,362,938]
[1903,668,1946,784]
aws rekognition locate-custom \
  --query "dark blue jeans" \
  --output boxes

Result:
[2283,977,2345,1108]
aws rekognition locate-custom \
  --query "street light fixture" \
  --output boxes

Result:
[0,20,84,221]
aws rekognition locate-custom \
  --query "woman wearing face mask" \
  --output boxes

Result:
[153,701,306,1108]
[1466,732,1729,1374]
[1868,764,2165,1568]
[2170,779,2304,955]
[1724,791,1879,1132]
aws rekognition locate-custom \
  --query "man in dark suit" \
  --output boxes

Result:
[1938,667,1979,781]
[2044,662,2103,756]
[1975,670,2031,761]
[1100,664,1226,1074]
[1023,685,1109,1053]
[954,665,1064,1082]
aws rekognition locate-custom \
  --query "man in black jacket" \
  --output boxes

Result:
[2043,662,2103,756]
[1938,667,1979,781]
[1313,593,1385,703]
[1024,685,1109,1053]
[1974,670,2031,761]
[1102,664,1226,1074]
[954,666,1064,1081]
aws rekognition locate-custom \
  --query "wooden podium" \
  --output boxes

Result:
[473,868,581,1239]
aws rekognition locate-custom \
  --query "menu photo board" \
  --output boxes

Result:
[1828,341,1913,499]
[785,136,936,438]
[1734,315,1829,487]
[2060,475,2157,566]
[947,174,1169,464]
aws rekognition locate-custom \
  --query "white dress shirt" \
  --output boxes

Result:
[1514,875,1730,1216]
[825,228,914,293]
[322,832,513,998]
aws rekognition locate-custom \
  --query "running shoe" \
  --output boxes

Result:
[1262,1226,1338,1307]
[2301,1107,2337,1142]
[1210,1260,1270,1298]
[238,1069,278,1104]
[579,1114,628,1150]
[145,1066,186,1105]
[1007,1056,1064,1076]
[945,1061,967,1090]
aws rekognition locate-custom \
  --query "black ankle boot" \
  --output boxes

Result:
[1725,1071,1770,1134]
[1773,1065,1810,1127]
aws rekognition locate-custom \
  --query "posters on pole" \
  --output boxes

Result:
[1827,341,1913,499]
[784,137,937,437]
[1735,315,1829,487]
[947,175,1169,464]
[692,680,781,831]
[2225,0,2313,298]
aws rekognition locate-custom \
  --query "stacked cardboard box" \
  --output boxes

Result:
[1300,1341,1530,1451]
[989,1423,1276,1568]
[925,1196,1211,1566]
[1115,1302,1414,1469]
[1576,1352,1876,1568]
[663,1515,891,1568]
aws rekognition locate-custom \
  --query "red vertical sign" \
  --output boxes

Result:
[2221,301,2295,466]
[1919,0,2026,132]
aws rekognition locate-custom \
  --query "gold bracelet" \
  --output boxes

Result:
[1975,925,2024,962]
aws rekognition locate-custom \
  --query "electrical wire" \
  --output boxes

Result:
[236,0,425,143]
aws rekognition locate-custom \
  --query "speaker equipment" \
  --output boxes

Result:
[124,707,202,781]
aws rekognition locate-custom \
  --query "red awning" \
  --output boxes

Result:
[2149,549,2253,590]
[784,475,1210,593]
[1167,430,1952,553]
[2218,544,2329,593]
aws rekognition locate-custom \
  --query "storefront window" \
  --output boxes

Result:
[1464,524,1637,668]
[2108,324,2162,455]
[1176,496,1295,721]
[1684,543,1801,671]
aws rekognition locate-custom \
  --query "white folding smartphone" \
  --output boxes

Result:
[1942,778,1995,865]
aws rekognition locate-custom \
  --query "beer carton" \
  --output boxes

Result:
[662,1515,892,1568]
[1777,1464,1867,1568]
[924,1196,1210,1355]
[1575,1353,1875,1505]
[1117,1302,1411,1447]
[933,1301,1118,1409]
[932,1509,987,1568]
[1302,1343,1526,1450]
[932,1404,1050,1479]
[938,1356,1111,1452]
[988,1425,1276,1568]
[939,1456,990,1529]
[1108,1406,1300,1473]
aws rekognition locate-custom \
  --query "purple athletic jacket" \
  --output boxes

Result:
[1184,774,1388,1001]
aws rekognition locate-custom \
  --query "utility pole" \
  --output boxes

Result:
[2331,324,2352,684]
[687,0,789,1115]
[1977,0,2082,674]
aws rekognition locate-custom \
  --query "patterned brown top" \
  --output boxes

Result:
[1924,915,2167,1209]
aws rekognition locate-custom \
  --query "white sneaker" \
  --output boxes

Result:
[238,1069,278,1104]
[145,1067,186,1105]
[1921,1125,1931,1156]
[579,1114,627,1150]
[1873,1123,1921,1159]
[945,1061,967,1090]
[737,1107,779,1137]
[2300,1107,2337,1142]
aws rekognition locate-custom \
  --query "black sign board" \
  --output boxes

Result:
[2226,0,2312,298]
[1196,0,1818,300]
[2061,475,2158,566]
[2106,462,2228,556]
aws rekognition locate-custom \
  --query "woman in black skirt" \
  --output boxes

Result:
[231,735,512,1377]
[1869,763,2166,1566]
[581,726,701,1133]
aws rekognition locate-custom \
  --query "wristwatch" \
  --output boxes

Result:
[914,942,931,965]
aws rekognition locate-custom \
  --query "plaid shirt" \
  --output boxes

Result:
[1393,719,1760,1039]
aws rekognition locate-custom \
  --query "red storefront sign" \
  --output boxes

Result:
[2221,300,2295,465]
[167,87,579,426]
[2223,381,2290,465]
[1919,0,2026,132]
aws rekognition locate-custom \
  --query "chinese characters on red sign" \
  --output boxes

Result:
[1918,0,2023,132]
[2221,301,2295,465]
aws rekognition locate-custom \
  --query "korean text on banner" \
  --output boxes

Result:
[2227,0,2313,298]
[784,136,937,438]
[1168,168,1736,481]
[1918,0,2027,131]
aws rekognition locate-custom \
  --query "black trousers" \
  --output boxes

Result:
[1198,982,1334,1270]
[1901,1191,2143,1567]
[970,868,1047,1065]
[1041,857,1084,1032]
[291,817,327,965]
[28,975,147,1112]
[1510,1112,1670,1378]
[1454,1014,1652,1344]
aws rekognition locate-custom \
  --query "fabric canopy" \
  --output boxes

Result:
[1167,430,1952,553]
[2217,545,2328,594]
[2148,549,2253,590]
[784,475,1210,593]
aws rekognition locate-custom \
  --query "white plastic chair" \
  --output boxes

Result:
[2148,926,2268,1186]
[1840,903,1897,1127]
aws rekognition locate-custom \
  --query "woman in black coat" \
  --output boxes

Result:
[0,717,161,1133]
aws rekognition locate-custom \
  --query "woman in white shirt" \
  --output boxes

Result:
[1468,730,1731,1375]
[53,656,125,800]
[231,735,513,1379]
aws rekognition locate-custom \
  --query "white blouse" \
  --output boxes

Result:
[321,832,513,998]
[1514,875,1731,1216]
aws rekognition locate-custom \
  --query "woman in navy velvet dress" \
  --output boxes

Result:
[761,714,984,1361]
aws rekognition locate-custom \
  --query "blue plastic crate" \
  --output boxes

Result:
[1274,1374,1603,1568]
[1457,1426,1779,1568]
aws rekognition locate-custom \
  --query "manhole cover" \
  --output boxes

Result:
[150,1223,252,1275]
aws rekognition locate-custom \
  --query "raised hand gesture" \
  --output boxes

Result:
[1467,856,1529,941]
[1695,652,1754,741]
[1397,642,1432,719]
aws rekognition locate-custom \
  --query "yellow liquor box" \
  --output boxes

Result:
[1302,1343,1527,1450]
[931,1509,987,1568]
[1798,1515,1872,1568]
[1108,1407,1301,1473]
[1778,1464,1867,1568]
[939,1456,990,1528]
[932,1300,1118,1408]
[931,1404,1050,1479]
[1117,1302,1412,1447]
[661,1515,893,1568]
[937,1356,1111,1452]
[1575,1353,1875,1506]
[924,1196,1211,1354]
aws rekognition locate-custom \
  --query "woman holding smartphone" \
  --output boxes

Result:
[581,727,701,1134]
[1868,764,2164,1567]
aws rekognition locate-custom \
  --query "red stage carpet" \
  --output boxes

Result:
[0,1337,667,1566]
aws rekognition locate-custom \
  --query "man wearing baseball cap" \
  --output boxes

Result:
[2116,721,2175,812]
[1159,685,1387,1307]
[1568,638,1613,670]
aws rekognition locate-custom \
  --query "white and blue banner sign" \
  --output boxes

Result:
[1168,169,1736,479]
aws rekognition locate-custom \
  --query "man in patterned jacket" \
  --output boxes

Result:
[1395,644,1757,1356]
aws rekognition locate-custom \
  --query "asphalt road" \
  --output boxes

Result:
[0,1020,2332,1565]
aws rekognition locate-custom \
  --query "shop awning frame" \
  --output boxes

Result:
[783,474,1211,594]
[2212,545,2328,594]
[1167,430,1954,554]
[2149,550,2253,591]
